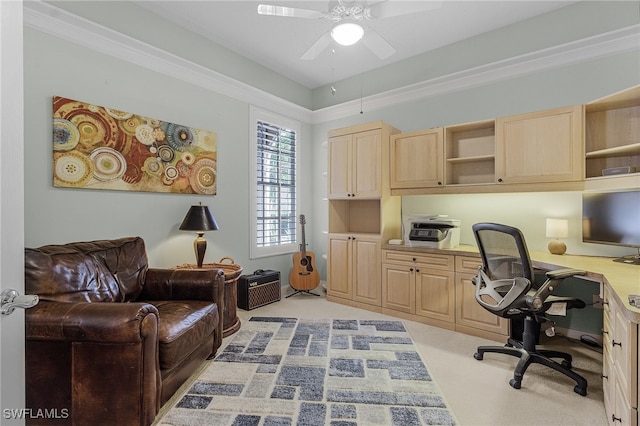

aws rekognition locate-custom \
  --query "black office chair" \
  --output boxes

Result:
[471,222,588,396]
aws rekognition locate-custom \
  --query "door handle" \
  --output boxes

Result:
[1,289,39,316]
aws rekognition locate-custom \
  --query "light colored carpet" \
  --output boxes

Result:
[154,290,606,426]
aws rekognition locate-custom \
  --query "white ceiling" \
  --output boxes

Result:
[136,0,577,89]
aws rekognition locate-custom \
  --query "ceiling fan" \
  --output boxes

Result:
[257,0,442,60]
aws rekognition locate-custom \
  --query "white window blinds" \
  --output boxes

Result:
[250,107,299,258]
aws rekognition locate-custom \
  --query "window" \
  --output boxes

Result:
[250,107,300,258]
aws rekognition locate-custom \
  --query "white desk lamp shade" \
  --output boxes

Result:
[546,218,568,254]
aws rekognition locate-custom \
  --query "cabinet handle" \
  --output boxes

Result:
[601,374,608,380]
[612,340,622,347]
[612,414,622,423]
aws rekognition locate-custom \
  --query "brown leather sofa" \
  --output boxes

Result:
[24,237,224,426]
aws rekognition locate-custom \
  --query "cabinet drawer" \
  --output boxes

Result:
[455,256,482,274]
[383,250,453,270]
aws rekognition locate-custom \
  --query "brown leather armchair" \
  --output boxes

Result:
[24,237,224,426]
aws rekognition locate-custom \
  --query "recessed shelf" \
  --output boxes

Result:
[446,154,495,164]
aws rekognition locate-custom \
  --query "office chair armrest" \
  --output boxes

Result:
[526,269,586,311]
[475,268,531,315]
[546,268,586,280]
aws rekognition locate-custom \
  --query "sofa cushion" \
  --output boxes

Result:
[25,248,122,303]
[152,300,217,370]
[64,237,148,301]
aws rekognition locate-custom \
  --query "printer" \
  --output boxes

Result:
[404,215,461,249]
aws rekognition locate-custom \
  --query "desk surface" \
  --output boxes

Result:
[383,243,640,322]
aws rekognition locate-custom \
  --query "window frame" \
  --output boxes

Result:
[249,106,300,259]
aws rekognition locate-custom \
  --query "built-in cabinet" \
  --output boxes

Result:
[495,105,584,184]
[445,120,496,187]
[454,256,509,339]
[585,86,640,190]
[390,128,444,189]
[328,234,382,306]
[603,284,639,426]
[381,249,509,341]
[382,251,455,328]
[327,121,401,309]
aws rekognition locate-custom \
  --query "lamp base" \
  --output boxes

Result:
[194,233,207,268]
[548,240,567,255]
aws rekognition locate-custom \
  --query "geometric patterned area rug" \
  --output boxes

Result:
[157,317,457,426]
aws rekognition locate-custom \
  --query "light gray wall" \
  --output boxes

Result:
[24,27,313,278]
[24,1,640,284]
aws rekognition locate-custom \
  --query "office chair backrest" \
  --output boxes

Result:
[472,223,535,282]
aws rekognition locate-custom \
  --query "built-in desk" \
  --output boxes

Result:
[382,243,640,426]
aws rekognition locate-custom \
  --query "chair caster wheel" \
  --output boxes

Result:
[574,385,587,396]
[509,379,521,389]
[474,352,483,360]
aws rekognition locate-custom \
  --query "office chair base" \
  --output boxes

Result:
[474,346,588,396]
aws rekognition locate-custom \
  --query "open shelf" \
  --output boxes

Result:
[585,86,640,179]
[445,120,495,185]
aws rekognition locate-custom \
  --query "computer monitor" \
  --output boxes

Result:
[582,189,640,264]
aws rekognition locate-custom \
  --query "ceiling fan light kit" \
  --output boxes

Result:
[331,22,364,46]
[258,1,442,60]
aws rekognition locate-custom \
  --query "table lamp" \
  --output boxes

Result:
[546,218,568,255]
[179,203,219,268]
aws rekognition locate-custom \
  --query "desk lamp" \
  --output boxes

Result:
[179,203,219,268]
[546,218,568,255]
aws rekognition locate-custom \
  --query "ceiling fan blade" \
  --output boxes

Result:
[257,4,326,19]
[366,0,442,19]
[301,32,332,60]
[362,28,396,59]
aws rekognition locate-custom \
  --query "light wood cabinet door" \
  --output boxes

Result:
[327,235,351,299]
[328,134,351,199]
[455,272,509,335]
[352,236,381,306]
[328,130,382,199]
[416,268,455,322]
[390,129,444,189]
[352,130,382,198]
[496,105,583,184]
[382,263,415,314]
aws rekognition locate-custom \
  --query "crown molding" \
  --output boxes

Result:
[24,1,639,125]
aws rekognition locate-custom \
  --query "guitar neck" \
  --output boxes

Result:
[300,221,307,256]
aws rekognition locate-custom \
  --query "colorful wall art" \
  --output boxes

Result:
[52,96,217,195]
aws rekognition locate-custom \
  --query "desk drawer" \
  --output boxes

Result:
[383,250,453,270]
[456,256,482,274]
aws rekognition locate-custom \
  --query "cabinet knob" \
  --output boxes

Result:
[410,268,414,272]
[416,269,420,273]
[437,181,442,186]
[497,178,503,183]
[412,257,416,262]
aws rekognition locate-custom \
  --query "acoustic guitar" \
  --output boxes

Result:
[289,214,320,291]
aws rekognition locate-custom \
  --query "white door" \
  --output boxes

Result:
[1,1,26,425]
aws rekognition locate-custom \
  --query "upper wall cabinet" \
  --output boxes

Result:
[585,85,640,185]
[328,122,399,199]
[390,128,444,189]
[495,105,584,185]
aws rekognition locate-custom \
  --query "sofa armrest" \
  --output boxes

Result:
[26,300,159,343]
[142,268,225,352]
[142,268,224,302]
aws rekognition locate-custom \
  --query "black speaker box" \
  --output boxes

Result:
[237,269,281,310]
